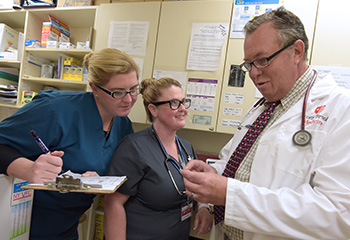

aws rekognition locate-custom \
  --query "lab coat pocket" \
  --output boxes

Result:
[252,125,327,189]
[271,126,327,189]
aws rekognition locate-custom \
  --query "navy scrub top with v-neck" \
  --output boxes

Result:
[0,90,134,240]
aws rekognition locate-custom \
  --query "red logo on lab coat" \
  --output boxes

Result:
[315,105,326,114]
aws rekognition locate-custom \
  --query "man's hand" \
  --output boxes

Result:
[184,159,217,174]
[181,167,227,206]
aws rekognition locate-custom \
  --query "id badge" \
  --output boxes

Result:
[181,200,193,221]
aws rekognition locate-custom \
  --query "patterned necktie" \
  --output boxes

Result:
[214,101,279,225]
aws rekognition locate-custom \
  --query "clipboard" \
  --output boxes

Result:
[21,171,127,194]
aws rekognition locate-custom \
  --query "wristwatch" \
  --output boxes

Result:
[197,203,214,214]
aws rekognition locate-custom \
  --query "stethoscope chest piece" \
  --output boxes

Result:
[292,130,312,146]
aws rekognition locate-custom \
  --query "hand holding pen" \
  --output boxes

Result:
[29,130,64,184]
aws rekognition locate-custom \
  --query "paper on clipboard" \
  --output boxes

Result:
[22,170,127,194]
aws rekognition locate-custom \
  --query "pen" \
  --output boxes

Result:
[30,130,51,154]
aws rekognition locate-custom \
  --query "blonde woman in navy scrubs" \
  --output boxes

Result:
[104,77,213,240]
[0,48,139,240]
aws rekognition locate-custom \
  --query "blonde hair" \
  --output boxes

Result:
[140,77,182,122]
[83,48,139,85]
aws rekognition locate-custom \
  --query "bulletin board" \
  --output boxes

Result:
[216,0,319,134]
[93,1,161,123]
[153,0,234,132]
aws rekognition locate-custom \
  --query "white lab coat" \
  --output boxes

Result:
[211,73,350,240]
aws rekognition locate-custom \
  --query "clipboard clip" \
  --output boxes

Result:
[44,174,102,193]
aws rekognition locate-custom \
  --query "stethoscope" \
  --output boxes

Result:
[238,70,318,147]
[151,125,193,196]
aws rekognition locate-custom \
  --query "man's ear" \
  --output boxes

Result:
[293,39,305,64]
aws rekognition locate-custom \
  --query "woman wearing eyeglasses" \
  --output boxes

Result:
[104,77,213,240]
[0,48,139,240]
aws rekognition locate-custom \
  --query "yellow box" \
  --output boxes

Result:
[94,210,104,240]
[94,229,103,240]
[64,57,82,66]
[62,66,71,80]
[63,60,72,66]
[21,91,37,105]
[97,195,104,208]
[70,66,77,80]
[75,67,83,81]
[95,210,104,224]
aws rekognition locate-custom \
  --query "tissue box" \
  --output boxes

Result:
[59,42,75,50]
[25,39,41,48]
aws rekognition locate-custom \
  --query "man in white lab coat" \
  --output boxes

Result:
[181,7,350,240]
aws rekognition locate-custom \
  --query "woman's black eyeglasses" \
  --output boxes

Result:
[96,84,141,99]
[152,99,191,110]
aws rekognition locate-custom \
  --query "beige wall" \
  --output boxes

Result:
[133,122,232,155]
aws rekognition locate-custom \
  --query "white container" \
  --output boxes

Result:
[0,23,19,52]
[41,64,53,78]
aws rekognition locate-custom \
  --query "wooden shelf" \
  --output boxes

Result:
[0,59,21,68]
[22,76,88,91]
[24,48,92,62]
[0,102,20,109]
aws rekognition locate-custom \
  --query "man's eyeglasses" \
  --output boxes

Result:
[152,99,191,110]
[240,41,296,72]
[96,84,141,99]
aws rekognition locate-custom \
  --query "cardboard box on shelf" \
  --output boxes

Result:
[62,66,71,80]
[64,57,82,66]
[75,67,83,81]
[111,0,144,2]
[46,41,59,48]
[40,22,60,48]
[93,0,111,5]
[41,64,54,78]
[21,91,37,105]
[0,24,19,53]
[57,0,74,6]
[25,39,41,48]
[57,0,91,6]
[75,0,92,6]
[48,15,70,38]
[59,42,75,50]
[94,209,104,240]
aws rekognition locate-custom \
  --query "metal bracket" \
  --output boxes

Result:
[44,174,102,193]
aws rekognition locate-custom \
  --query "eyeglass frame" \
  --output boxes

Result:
[240,41,296,72]
[95,84,141,99]
[152,98,191,110]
